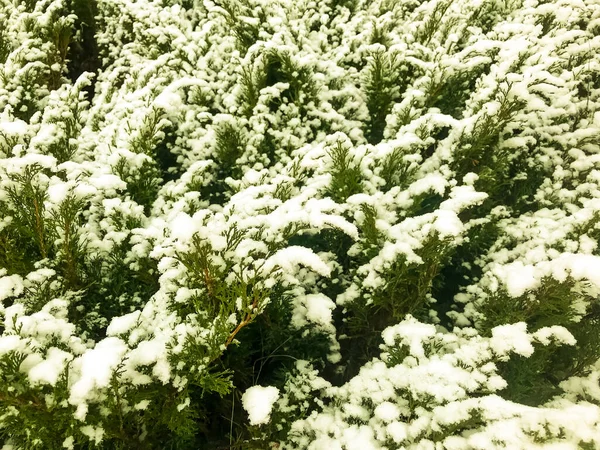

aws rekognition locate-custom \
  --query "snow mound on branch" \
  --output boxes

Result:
[242,385,280,426]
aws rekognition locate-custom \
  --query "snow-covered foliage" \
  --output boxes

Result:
[1,0,600,447]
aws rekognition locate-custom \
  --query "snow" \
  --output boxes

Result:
[69,338,129,408]
[440,185,488,212]
[88,173,127,191]
[433,209,463,237]
[496,261,540,298]
[47,182,70,205]
[263,246,332,278]
[490,323,535,358]
[127,339,164,366]
[0,119,27,135]
[0,335,21,356]
[386,422,408,443]
[79,426,104,445]
[374,402,401,422]
[62,436,75,449]
[134,400,151,410]
[533,326,576,346]
[408,172,448,197]
[107,311,141,336]
[0,274,24,302]
[26,268,56,284]
[382,316,437,349]
[562,254,600,288]
[73,182,98,198]
[340,425,378,450]
[242,385,280,425]
[15,312,76,343]
[176,397,190,412]
[303,294,336,326]
[154,90,182,112]
[28,347,73,386]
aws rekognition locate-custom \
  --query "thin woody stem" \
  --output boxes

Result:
[33,196,47,259]
[204,265,214,297]
[225,294,259,347]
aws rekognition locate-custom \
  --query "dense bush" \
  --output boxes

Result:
[1,0,600,448]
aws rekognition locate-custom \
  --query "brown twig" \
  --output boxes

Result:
[33,196,47,259]
[0,391,44,409]
[204,265,214,298]
[225,294,259,347]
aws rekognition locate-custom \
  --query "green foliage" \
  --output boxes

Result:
[0,368,76,449]
[558,311,600,380]
[467,0,504,35]
[66,0,100,86]
[214,0,264,52]
[205,120,246,204]
[363,50,409,144]
[330,0,358,13]
[480,278,600,406]
[4,164,51,261]
[379,146,417,191]
[239,64,267,118]
[338,233,454,380]
[50,194,87,288]
[453,83,525,191]
[114,156,162,215]
[47,17,73,90]
[372,235,451,321]
[536,12,556,36]
[435,219,501,327]
[0,230,36,277]
[262,49,318,114]
[128,108,166,158]
[78,247,159,340]
[499,346,564,406]
[416,0,453,45]
[2,0,600,447]
[426,63,493,118]
[174,229,272,335]
[479,278,584,333]
[326,140,363,202]
[369,20,393,48]
[208,289,332,445]
[356,204,383,261]
[0,25,10,64]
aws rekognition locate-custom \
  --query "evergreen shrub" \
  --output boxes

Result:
[1,0,600,448]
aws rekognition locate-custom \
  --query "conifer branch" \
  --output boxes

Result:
[32,194,47,259]
[225,292,259,347]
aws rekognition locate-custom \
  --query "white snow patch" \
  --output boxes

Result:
[0,119,27,135]
[80,425,104,445]
[374,402,401,422]
[490,323,534,358]
[69,337,128,406]
[263,246,331,278]
[433,210,463,237]
[28,347,73,386]
[242,385,280,425]
[0,335,22,356]
[498,262,539,297]
[304,294,336,326]
[107,311,141,336]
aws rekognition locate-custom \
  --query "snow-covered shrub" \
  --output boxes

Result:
[1,0,600,448]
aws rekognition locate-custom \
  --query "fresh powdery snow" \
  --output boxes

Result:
[106,310,142,336]
[69,338,129,411]
[242,386,280,426]
[262,246,333,278]
[27,347,73,386]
